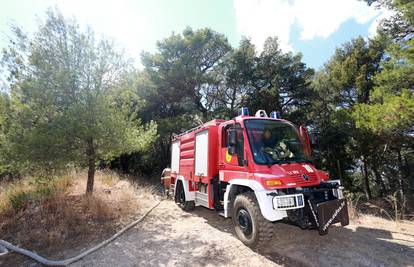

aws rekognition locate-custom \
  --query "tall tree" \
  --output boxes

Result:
[365,0,414,39]
[353,38,414,199]
[310,36,388,199]
[141,27,231,120]
[0,92,11,177]
[1,9,157,193]
[132,28,231,171]
[248,37,314,123]
[213,38,256,118]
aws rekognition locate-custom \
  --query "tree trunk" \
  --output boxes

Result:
[202,109,208,121]
[336,159,343,181]
[86,138,96,194]
[396,150,405,201]
[372,162,387,197]
[404,156,413,194]
[195,96,208,121]
[362,157,372,200]
[397,149,406,219]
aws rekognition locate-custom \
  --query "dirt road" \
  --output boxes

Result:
[4,199,414,267]
[69,200,414,267]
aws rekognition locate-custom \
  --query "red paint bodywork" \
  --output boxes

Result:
[171,116,329,208]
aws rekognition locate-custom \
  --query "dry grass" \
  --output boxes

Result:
[69,170,157,221]
[0,170,157,259]
[0,174,74,214]
[344,191,362,221]
[345,191,414,222]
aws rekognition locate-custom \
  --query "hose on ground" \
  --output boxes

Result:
[0,200,162,266]
[0,244,7,257]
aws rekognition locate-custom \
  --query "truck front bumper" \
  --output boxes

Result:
[257,183,349,234]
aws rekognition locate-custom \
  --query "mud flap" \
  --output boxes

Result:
[316,199,349,235]
[304,198,349,234]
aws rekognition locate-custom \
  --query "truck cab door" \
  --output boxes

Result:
[219,123,247,173]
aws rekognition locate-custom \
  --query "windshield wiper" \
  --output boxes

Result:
[272,157,313,164]
[287,157,313,164]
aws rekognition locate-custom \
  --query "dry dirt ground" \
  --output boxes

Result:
[3,199,414,267]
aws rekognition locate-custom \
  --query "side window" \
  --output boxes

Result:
[234,123,244,166]
[222,124,232,148]
[222,123,245,166]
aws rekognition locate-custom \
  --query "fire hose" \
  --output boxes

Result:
[0,200,162,266]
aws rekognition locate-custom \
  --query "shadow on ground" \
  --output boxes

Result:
[4,200,414,267]
[192,205,414,267]
[69,203,233,267]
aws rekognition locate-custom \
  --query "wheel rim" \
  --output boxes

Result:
[179,186,185,204]
[237,208,253,236]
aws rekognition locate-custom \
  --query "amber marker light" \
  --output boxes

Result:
[265,179,283,187]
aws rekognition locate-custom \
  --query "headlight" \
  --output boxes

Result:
[273,194,305,210]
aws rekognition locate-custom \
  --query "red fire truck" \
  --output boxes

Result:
[168,108,349,248]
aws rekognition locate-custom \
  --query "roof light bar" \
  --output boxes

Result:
[239,107,249,116]
[270,111,281,119]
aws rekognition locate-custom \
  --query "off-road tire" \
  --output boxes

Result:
[232,193,274,249]
[175,181,195,211]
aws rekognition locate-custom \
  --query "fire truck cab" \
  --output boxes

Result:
[169,108,349,248]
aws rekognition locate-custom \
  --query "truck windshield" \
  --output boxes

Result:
[244,119,311,165]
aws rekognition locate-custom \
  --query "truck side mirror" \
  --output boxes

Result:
[227,129,237,155]
[228,129,237,146]
[299,125,312,157]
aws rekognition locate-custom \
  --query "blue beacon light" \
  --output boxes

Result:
[239,107,249,116]
[270,111,281,119]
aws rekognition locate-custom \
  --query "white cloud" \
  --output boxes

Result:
[234,0,390,52]
[0,0,150,66]
[50,0,145,60]
[293,0,380,40]
[368,8,395,37]
[234,0,296,51]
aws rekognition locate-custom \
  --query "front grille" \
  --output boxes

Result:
[289,172,318,184]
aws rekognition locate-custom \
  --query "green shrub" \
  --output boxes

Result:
[0,174,73,213]
[9,191,31,210]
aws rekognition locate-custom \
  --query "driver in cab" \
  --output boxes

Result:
[261,128,294,162]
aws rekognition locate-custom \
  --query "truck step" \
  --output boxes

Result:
[195,191,209,208]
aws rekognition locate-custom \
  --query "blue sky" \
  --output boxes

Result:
[0,0,390,71]
[290,19,374,68]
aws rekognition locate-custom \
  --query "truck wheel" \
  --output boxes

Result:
[175,181,195,211]
[232,193,274,249]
